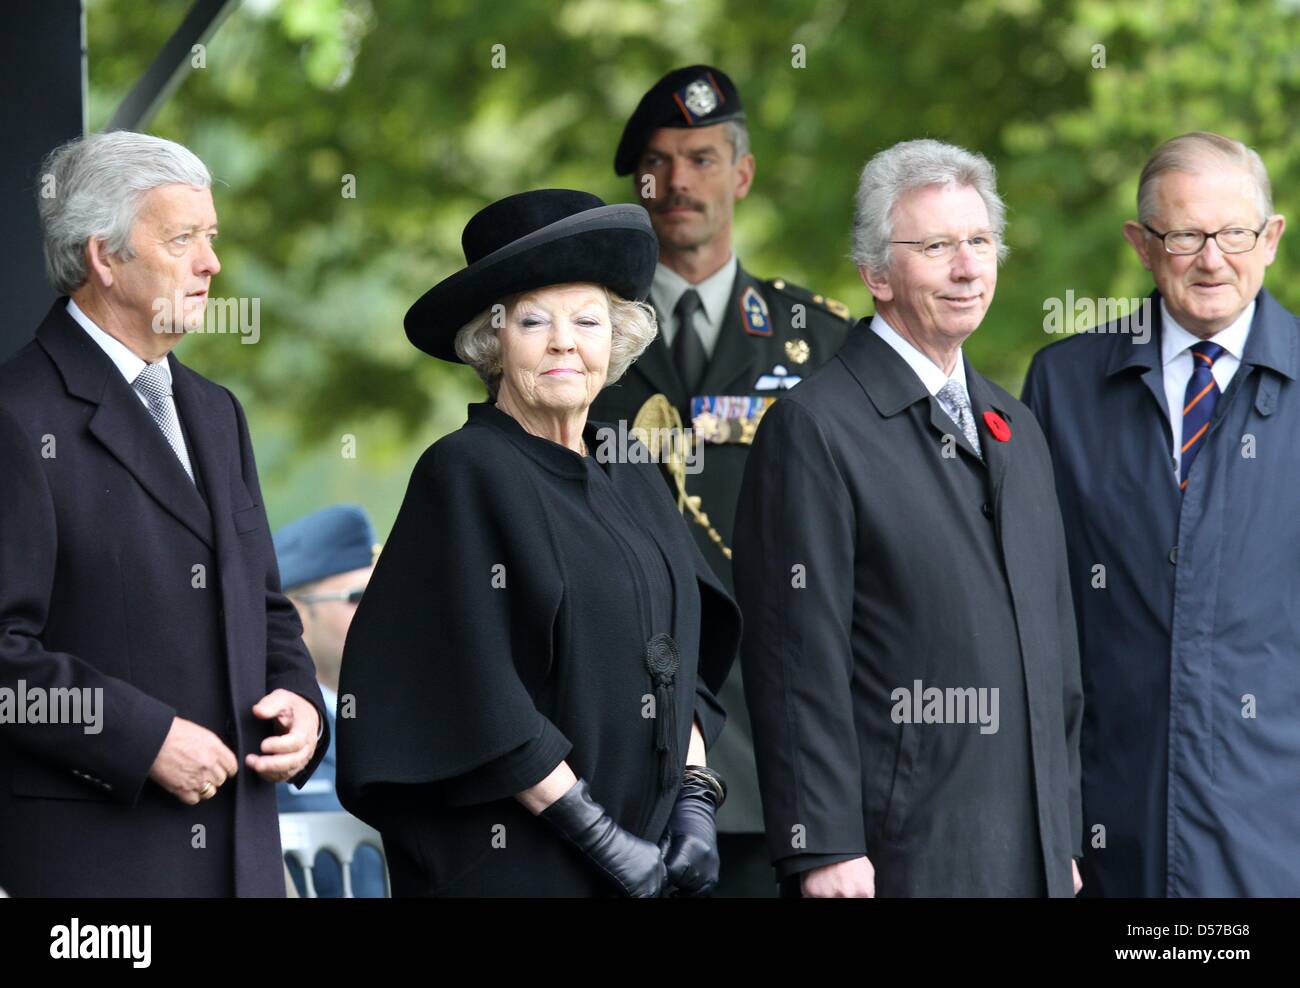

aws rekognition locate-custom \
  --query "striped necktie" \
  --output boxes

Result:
[1179,340,1225,491]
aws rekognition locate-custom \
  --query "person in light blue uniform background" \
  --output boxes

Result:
[274,504,387,897]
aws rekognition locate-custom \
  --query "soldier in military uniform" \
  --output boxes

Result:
[588,64,852,896]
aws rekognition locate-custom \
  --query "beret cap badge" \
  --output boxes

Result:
[677,76,721,121]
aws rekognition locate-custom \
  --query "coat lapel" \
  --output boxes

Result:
[925,393,983,462]
[1241,287,1299,382]
[37,304,214,549]
[1105,290,1170,428]
[965,362,1013,504]
[841,318,999,473]
[840,317,930,415]
[171,356,229,551]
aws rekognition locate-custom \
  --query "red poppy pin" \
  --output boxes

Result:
[983,410,1011,442]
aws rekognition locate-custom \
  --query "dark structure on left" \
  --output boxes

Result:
[0,0,237,362]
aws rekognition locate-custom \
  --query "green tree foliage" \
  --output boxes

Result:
[85,0,1300,531]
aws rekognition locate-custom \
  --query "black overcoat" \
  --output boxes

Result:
[732,320,1083,897]
[0,302,328,897]
[335,401,740,896]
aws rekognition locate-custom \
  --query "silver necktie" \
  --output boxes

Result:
[132,363,196,484]
[936,378,982,459]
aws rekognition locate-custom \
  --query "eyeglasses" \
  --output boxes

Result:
[294,588,365,605]
[1142,223,1266,255]
[889,233,1000,261]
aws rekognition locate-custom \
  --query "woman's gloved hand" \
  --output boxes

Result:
[540,777,666,897]
[659,767,725,897]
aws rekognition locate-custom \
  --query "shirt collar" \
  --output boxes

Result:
[651,253,738,328]
[1160,298,1254,368]
[870,312,968,397]
[66,298,172,389]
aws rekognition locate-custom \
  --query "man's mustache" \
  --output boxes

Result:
[656,197,704,213]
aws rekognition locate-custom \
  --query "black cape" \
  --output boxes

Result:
[336,402,740,896]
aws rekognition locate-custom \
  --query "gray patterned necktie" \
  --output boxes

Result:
[936,378,982,459]
[132,363,196,484]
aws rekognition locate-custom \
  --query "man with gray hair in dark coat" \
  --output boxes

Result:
[733,139,1084,897]
[0,131,327,896]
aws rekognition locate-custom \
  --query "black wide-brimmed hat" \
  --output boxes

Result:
[614,65,745,176]
[404,189,658,362]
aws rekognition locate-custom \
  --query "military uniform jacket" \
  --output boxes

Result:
[587,260,851,833]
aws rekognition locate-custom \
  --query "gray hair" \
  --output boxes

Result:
[850,139,1009,276]
[455,286,658,398]
[38,131,212,295]
[725,117,750,161]
[1137,131,1273,226]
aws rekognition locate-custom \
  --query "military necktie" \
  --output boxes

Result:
[1179,340,1225,491]
[671,288,707,395]
[937,378,982,459]
[132,362,196,484]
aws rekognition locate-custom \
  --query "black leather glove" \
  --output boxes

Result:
[658,772,722,897]
[540,778,666,897]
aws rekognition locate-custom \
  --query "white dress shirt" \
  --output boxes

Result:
[1161,299,1253,477]
[650,253,739,361]
[870,312,971,399]
[66,298,175,406]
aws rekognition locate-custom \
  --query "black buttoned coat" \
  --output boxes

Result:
[732,320,1083,896]
[0,302,328,897]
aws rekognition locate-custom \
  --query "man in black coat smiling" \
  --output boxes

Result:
[733,140,1083,897]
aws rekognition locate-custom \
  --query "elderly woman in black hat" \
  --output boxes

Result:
[336,190,740,897]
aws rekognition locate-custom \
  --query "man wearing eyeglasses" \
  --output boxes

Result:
[733,139,1084,897]
[273,504,386,896]
[1023,131,1298,896]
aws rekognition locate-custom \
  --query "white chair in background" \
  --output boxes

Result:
[279,811,390,898]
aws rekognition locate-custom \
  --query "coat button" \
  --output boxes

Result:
[1169,546,1179,564]
[981,502,994,520]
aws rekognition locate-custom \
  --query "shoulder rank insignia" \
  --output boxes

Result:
[784,338,810,364]
[818,295,852,320]
[739,285,771,336]
[768,278,852,321]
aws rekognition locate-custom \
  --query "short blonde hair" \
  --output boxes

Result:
[454,285,658,397]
